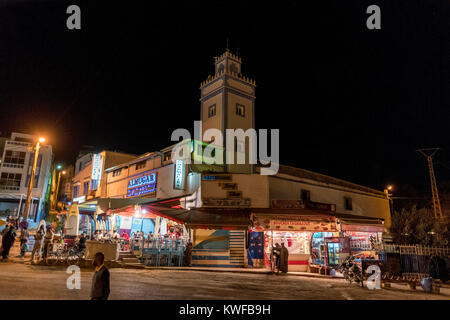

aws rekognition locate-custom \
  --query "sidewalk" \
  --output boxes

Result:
[142,265,341,280]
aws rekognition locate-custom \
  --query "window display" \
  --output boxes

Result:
[264,231,311,255]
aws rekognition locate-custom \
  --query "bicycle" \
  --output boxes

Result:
[45,242,65,266]
[66,244,86,265]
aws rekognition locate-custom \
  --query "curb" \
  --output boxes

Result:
[142,266,341,280]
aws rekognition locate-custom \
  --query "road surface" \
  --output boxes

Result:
[0,261,448,300]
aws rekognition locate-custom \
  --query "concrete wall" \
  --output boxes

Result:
[268,174,391,227]
[106,162,200,200]
[201,173,270,208]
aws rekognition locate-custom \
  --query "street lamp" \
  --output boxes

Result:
[22,136,45,221]
[384,185,394,218]
[54,166,66,210]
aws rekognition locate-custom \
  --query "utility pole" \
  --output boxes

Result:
[52,164,65,210]
[53,169,66,210]
[417,148,443,219]
[22,137,45,220]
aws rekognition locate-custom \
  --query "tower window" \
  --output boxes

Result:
[208,104,216,118]
[344,197,353,210]
[135,160,146,170]
[236,104,245,117]
[230,63,238,73]
[300,189,311,202]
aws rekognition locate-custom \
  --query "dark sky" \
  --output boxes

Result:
[1,0,450,194]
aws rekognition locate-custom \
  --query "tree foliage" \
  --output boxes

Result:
[390,206,449,246]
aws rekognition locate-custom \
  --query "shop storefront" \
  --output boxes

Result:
[250,212,338,271]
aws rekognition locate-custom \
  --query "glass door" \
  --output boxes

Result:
[327,242,340,266]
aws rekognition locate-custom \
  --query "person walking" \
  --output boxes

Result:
[18,226,29,257]
[31,225,45,263]
[1,225,16,260]
[90,252,110,300]
[43,225,54,259]
[279,242,289,273]
[184,241,193,267]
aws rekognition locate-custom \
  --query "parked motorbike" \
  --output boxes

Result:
[339,255,362,284]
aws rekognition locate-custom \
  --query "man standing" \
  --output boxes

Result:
[279,242,289,273]
[43,226,54,259]
[78,233,87,252]
[31,225,45,262]
[271,243,281,273]
[91,252,110,300]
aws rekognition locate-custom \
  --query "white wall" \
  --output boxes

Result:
[201,173,270,208]
[269,174,391,226]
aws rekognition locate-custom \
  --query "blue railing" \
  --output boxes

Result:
[141,238,186,267]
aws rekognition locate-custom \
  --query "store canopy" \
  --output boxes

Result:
[109,197,250,230]
[250,208,337,232]
[333,212,385,233]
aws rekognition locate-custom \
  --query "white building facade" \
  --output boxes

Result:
[0,132,53,228]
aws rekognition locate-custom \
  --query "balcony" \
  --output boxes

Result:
[0,185,20,192]
[6,141,30,147]
[1,163,25,169]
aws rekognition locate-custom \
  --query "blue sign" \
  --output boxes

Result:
[127,173,157,198]
[128,173,156,188]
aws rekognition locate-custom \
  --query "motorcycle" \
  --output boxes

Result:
[339,255,363,284]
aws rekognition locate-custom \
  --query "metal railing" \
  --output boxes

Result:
[380,243,450,280]
[141,237,187,267]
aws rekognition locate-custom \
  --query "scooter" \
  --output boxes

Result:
[339,255,362,284]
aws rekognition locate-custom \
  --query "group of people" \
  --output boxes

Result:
[271,242,289,274]
[0,220,58,262]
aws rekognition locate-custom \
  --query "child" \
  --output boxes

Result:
[20,239,28,257]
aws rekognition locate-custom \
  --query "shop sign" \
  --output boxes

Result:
[226,190,242,199]
[174,160,185,190]
[219,182,237,190]
[305,201,336,212]
[202,198,251,207]
[127,173,157,198]
[120,216,132,230]
[73,195,86,204]
[272,199,304,209]
[202,174,232,181]
[252,214,337,232]
[341,224,385,233]
[91,153,103,181]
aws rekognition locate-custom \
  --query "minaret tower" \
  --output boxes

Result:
[199,49,256,173]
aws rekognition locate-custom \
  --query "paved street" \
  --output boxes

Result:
[0,261,448,300]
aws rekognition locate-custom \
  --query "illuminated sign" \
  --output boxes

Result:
[73,195,86,204]
[127,173,157,198]
[91,154,103,180]
[174,160,185,190]
[91,154,103,190]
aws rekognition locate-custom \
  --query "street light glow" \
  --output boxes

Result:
[57,164,62,170]
[387,185,393,191]
[62,170,66,175]
[39,137,45,143]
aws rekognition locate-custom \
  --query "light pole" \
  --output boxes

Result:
[384,185,394,218]
[54,167,66,210]
[22,137,45,221]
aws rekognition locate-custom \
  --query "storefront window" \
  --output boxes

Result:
[265,231,311,255]
[310,232,338,265]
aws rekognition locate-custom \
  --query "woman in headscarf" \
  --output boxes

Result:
[1,224,16,260]
[279,242,289,273]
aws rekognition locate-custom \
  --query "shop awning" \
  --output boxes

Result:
[334,213,385,233]
[250,208,337,232]
[109,197,250,229]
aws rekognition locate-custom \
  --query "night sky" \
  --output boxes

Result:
[1,0,450,195]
